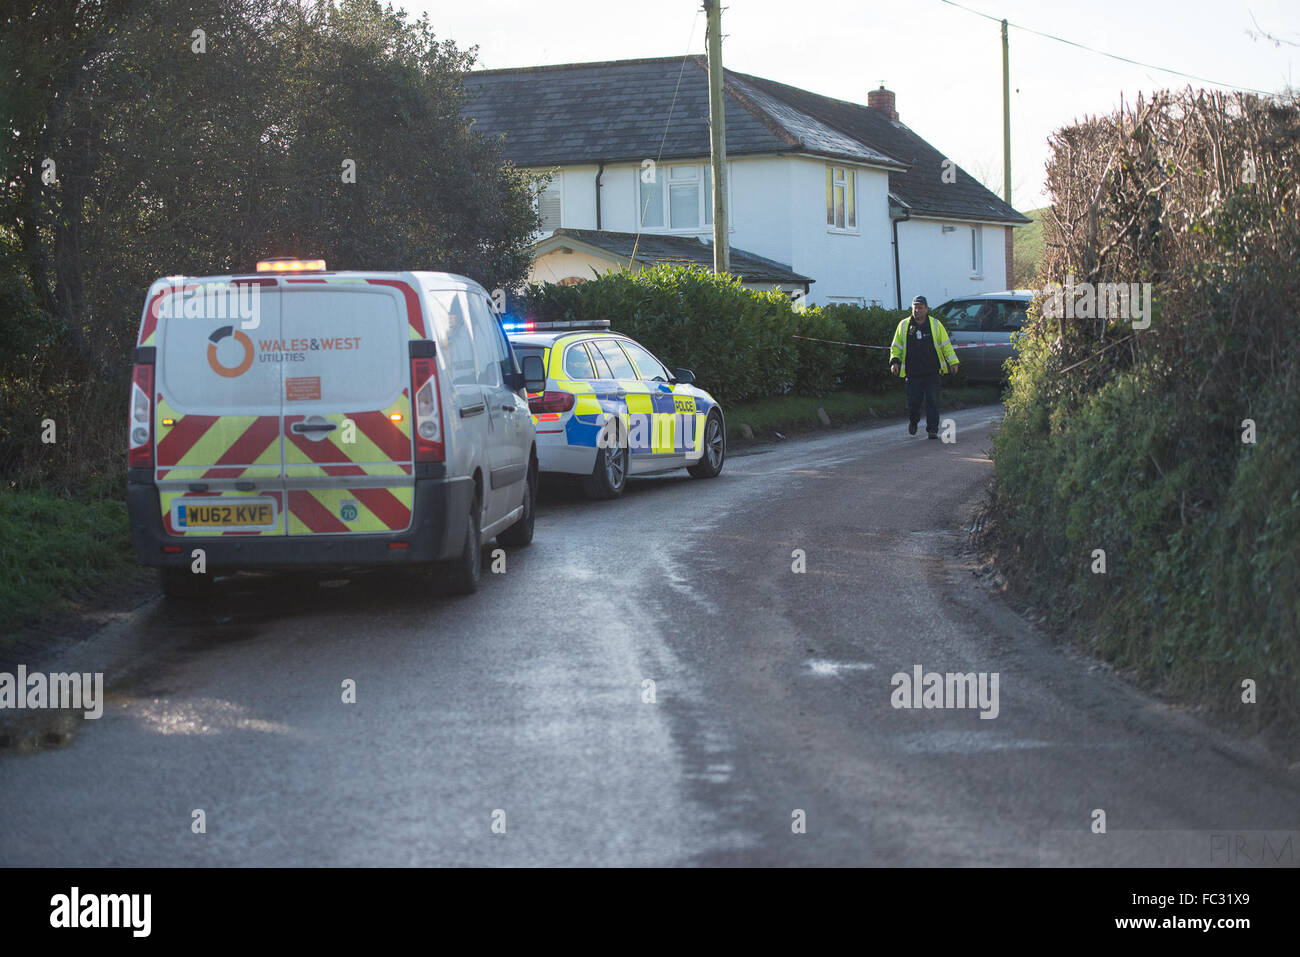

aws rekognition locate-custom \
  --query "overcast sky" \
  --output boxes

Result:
[404,0,1298,212]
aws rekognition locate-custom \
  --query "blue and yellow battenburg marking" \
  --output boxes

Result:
[527,335,714,456]
[547,381,710,455]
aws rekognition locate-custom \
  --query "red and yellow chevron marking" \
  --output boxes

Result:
[159,490,284,537]
[286,487,413,535]
[364,279,427,338]
[139,276,429,344]
[155,397,281,479]
[138,283,202,347]
[284,392,412,474]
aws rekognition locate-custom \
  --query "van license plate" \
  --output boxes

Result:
[175,500,276,529]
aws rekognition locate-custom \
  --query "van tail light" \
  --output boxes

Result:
[128,362,155,469]
[410,356,444,462]
[528,391,576,415]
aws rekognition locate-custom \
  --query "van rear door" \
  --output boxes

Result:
[153,280,285,538]
[280,282,415,536]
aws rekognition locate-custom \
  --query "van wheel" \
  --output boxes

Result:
[688,410,726,478]
[582,422,627,500]
[443,490,482,595]
[497,457,536,547]
[159,566,214,600]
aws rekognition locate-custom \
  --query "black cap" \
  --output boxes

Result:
[912,295,928,305]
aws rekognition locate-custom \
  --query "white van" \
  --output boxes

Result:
[126,258,537,597]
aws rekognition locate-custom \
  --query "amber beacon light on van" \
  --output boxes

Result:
[255,257,327,273]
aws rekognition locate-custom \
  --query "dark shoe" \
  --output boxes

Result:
[927,432,939,440]
[908,420,918,435]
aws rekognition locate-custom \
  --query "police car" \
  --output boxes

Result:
[127,257,537,598]
[504,321,725,498]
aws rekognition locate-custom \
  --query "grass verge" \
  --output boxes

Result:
[726,384,1003,439]
[0,487,147,644]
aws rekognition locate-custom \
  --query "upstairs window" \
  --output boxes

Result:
[826,166,856,229]
[639,163,715,230]
[537,178,562,232]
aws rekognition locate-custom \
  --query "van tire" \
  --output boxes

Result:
[443,490,482,595]
[497,456,537,548]
[582,422,627,500]
[159,566,214,600]
[688,410,726,479]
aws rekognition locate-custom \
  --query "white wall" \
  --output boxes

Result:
[782,156,894,307]
[897,217,1009,306]
[526,159,1010,308]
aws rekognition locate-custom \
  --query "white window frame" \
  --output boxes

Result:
[970,224,984,278]
[637,163,725,233]
[536,174,562,234]
[826,165,857,233]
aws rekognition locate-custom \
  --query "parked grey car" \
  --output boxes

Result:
[932,290,1032,382]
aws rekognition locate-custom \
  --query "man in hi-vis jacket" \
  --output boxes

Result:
[888,295,959,439]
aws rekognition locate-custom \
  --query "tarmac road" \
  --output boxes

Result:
[2,405,1297,866]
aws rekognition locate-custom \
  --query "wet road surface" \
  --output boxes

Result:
[3,406,1298,865]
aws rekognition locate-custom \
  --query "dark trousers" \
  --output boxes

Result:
[905,373,942,434]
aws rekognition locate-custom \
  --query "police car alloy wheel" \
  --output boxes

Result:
[688,409,725,479]
[583,427,627,500]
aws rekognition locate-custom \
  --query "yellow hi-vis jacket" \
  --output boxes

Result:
[890,315,960,377]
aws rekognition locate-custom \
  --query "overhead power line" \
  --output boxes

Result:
[936,0,1275,96]
[629,8,702,269]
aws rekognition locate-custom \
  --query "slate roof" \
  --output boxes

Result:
[462,56,1028,225]
[542,228,812,285]
[734,70,1029,224]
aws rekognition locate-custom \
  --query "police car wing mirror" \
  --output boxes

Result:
[522,355,546,393]
[673,368,695,385]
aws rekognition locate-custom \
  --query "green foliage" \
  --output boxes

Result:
[1,0,539,492]
[1012,207,1047,288]
[829,303,907,392]
[990,90,1300,729]
[517,265,912,404]
[0,488,140,637]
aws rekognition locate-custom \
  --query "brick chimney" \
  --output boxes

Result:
[868,84,898,122]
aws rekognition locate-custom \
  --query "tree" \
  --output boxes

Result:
[1,0,540,488]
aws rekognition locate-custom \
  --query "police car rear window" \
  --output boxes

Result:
[563,344,596,379]
[590,339,636,379]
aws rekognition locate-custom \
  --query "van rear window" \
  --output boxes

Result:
[280,289,404,410]
[157,288,280,414]
[156,286,407,413]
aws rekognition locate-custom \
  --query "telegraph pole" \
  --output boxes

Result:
[1001,18,1011,205]
[704,0,730,272]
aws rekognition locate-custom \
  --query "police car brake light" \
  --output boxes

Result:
[528,391,576,415]
[256,257,326,273]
